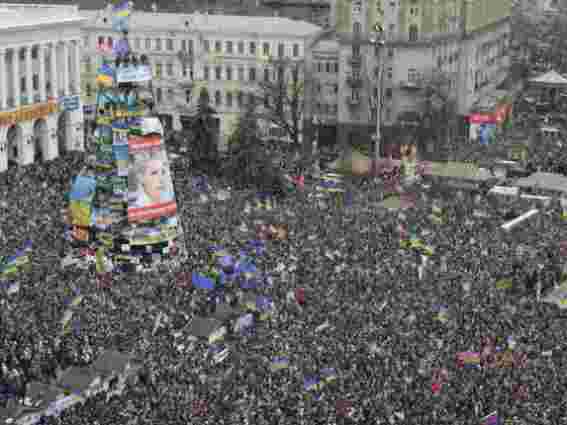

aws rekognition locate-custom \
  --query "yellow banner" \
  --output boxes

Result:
[0,101,58,127]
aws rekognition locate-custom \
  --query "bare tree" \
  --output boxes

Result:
[419,68,460,159]
[245,57,305,156]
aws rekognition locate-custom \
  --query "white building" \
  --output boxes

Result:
[80,9,321,151]
[0,3,86,173]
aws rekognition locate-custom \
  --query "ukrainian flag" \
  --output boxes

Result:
[320,368,337,383]
[270,356,290,371]
[304,376,322,391]
[112,0,131,17]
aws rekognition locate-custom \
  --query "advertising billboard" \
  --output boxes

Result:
[127,138,177,223]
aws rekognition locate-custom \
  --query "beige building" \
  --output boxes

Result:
[0,3,86,173]
[305,0,513,158]
[80,9,321,151]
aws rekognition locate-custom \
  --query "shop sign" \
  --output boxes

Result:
[60,95,81,112]
[0,100,58,127]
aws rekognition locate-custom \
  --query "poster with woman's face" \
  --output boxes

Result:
[127,147,177,223]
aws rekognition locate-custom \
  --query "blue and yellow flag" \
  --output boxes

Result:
[270,356,290,371]
[112,0,131,17]
[320,368,337,383]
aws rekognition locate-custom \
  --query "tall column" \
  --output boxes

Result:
[73,39,81,94]
[12,47,20,108]
[50,43,58,100]
[62,41,69,96]
[25,46,33,105]
[38,44,46,103]
[0,49,6,110]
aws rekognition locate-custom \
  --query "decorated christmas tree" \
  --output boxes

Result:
[63,0,186,273]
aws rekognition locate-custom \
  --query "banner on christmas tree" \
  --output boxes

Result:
[127,145,177,223]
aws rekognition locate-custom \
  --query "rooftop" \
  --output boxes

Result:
[0,2,85,29]
[81,9,322,36]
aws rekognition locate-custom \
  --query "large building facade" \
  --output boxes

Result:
[0,3,86,173]
[80,9,321,151]
[305,0,513,158]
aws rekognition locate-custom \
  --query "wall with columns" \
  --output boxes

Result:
[0,18,85,173]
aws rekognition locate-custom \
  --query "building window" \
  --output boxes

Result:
[215,41,222,53]
[32,74,39,91]
[264,68,270,82]
[204,66,210,80]
[226,66,232,80]
[293,43,299,57]
[408,68,418,82]
[86,83,92,97]
[215,90,221,106]
[278,43,285,57]
[248,93,255,106]
[353,45,360,56]
[155,63,162,78]
[278,66,284,80]
[189,40,194,53]
[204,40,210,52]
[226,92,233,107]
[249,42,256,55]
[334,63,339,73]
[238,67,244,81]
[185,89,191,103]
[155,38,162,50]
[238,41,244,54]
[325,62,331,73]
[237,91,243,107]
[145,38,151,50]
[317,62,322,73]
[263,42,270,56]
[249,67,256,81]
[156,87,162,103]
[388,47,394,58]
[409,25,418,42]
[353,22,361,34]
[226,41,233,54]
[181,40,187,51]
[215,66,222,80]
[167,63,174,76]
[385,88,392,98]
[166,39,174,50]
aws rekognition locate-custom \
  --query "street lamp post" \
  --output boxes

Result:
[369,26,385,172]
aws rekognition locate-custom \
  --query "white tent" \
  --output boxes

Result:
[513,172,567,194]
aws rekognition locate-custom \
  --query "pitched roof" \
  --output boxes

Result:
[528,69,567,86]
[80,9,321,37]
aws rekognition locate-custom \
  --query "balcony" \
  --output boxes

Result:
[348,55,362,67]
[399,79,423,90]
[345,74,363,88]
[346,95,361,106]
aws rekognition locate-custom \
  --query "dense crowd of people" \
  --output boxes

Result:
[0,135,566,425]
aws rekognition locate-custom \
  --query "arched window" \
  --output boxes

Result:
[353,22,361,34]
[215,90,221,106]
[409,25,418,42]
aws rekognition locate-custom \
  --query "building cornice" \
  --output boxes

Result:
[0,17,86,34]
[81,25,313,41]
